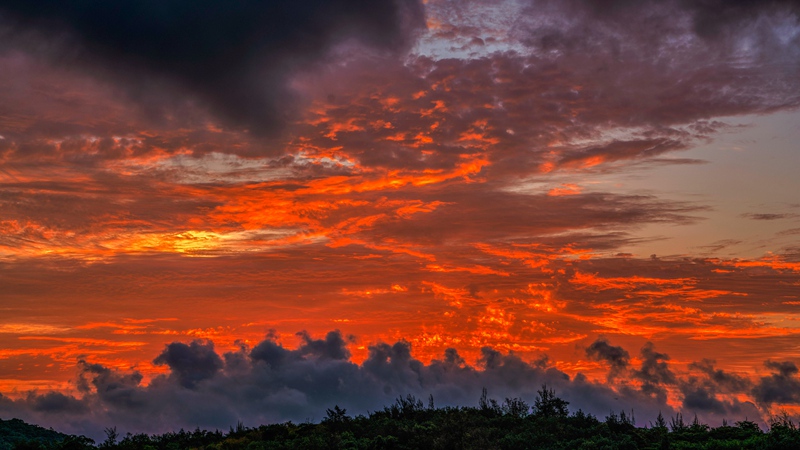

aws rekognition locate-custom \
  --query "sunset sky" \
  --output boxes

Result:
[1,0,800,438]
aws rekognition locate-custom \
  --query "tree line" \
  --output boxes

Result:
[3,386,800,449]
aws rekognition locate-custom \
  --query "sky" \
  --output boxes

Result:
[1,0,800,439]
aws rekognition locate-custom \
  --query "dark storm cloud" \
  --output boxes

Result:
[0,331,674,440]
[249,337,294,368]
[752,360,800,405]
[677,379,761,421]
[0,0,425,134]
[689,359,752,394]
[361,340,424,388]
[681,384,727,414]
[632,343,676,401]
[296,330,353,361]
[77,361,147,410]
[25,392,89,414]
[586,337,629,380]
[677,360,757,418]
[153,340,224,389]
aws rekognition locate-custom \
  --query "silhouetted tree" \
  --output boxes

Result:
[502,397,530,418]
[100,427,117,448]
[532,384,569,418]
[323,405,349,424]
[652,411,667,430]
[670,412,686,431]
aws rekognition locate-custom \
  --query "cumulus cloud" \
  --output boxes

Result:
[2,332,799,440]
[0,331,670,440]
[296,330,354,361]
[153,340,224,389]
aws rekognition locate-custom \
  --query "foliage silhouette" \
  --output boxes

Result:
[3,388,800,449]
[0,418,79,450]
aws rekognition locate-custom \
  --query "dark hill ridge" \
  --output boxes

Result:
[0,418,73,449]
[1,387,799,449]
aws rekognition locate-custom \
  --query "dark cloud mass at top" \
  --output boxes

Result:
[0,0,425,133]
[550,0,800,31]
[680,0,800,37]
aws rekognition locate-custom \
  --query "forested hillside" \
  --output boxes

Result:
[0,418,80,450]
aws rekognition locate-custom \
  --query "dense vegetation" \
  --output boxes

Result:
[0,418,79,450]
[3,387,800,449]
